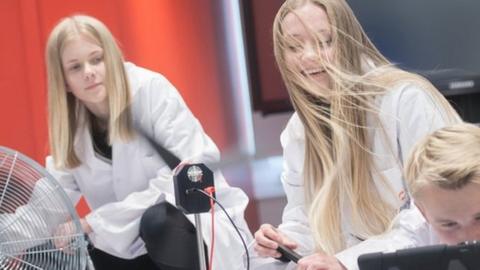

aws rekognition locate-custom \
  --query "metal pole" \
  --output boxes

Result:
[194,213,207,270]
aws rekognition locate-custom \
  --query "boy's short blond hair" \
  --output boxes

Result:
[405,123,480,197]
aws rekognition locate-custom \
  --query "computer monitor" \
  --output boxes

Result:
[358,241,480,270]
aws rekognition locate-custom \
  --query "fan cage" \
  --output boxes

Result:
[0,146,88,269]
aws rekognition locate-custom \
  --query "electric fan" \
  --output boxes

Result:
[0,146,90,269]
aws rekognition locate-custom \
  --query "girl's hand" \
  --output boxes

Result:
[297,252,347,270]
[254,223,298,258]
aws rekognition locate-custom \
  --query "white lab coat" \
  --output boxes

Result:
[46,62,252,269]
[249,82,459,270]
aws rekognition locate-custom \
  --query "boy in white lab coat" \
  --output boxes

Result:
[404,122,480,246]
[302,123,480,270]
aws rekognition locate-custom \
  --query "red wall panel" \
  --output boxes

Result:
[0,0,38,158]
[0,0,236,216]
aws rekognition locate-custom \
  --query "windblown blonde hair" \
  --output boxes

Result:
[273,0,458,254]
[46,15,133,169]
[405,123,480,197]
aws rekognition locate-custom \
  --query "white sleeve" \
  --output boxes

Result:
[45,156,82,206]
[277,114,315,255]
[336,205,432,270]
[85,76,252,266]
[396,85,460,164]
[336,84,459,270]
[84,173,168,258]
[248,114,314,269]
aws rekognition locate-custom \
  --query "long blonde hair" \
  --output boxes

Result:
[405,123,480,197]
[273,0,458,254]
[46,15,133,169]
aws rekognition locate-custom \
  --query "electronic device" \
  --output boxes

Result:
[174,163,215,214]
[358,241,480,270]
[277,244,302,263]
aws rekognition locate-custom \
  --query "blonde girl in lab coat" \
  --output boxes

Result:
[253,0,460,269]
[46,15,251,270]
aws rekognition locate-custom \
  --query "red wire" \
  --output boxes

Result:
[205,187,215,270]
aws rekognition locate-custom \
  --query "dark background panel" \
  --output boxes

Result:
[243,0,480,122]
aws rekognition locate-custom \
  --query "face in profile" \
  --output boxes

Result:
[61,34,107,111]
[282,2,335,90]
[416,182,480,245]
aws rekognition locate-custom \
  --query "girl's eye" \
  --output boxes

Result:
[319,39,332,49]
[288,45,302,52]
[92,55,103,64]
[69,64,81,71]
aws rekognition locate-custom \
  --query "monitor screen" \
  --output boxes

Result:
[347,0,480,73]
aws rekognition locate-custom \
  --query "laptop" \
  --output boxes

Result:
[358,241,480,270]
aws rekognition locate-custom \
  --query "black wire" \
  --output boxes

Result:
[136,127,181,170]
[192,188,250,270]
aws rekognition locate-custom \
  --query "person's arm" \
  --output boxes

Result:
[395,85,460,164]
[84,76,251,266]
[45,156,82,206]
[251,114,316,269]
[335,205,430,269]
[277,114,316,254]
[335,83,460,269]
[155,77,254,268]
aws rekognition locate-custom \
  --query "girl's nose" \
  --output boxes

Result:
[84,64,95,81]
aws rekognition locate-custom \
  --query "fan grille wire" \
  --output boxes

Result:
[0,147,88,269]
